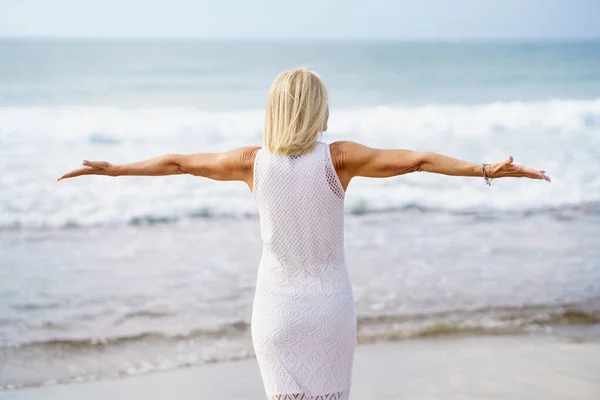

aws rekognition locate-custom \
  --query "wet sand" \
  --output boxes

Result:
[1,335,598,400]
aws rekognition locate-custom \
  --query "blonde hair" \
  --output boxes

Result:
[263,68,329,156]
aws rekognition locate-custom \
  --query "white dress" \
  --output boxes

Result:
[251,141,357,400]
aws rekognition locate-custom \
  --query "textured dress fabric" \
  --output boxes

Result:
[251,141,357,400]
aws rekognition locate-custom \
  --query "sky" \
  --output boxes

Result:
[0,0,599,40]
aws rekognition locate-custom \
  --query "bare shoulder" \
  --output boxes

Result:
[235,146,261,171]
[212,146,261,189]
[329,141,375,190]
[329,141,375,170]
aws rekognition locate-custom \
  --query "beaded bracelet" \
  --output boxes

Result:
[481,163,492,186]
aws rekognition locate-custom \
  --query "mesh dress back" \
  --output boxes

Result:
[251,141,357,400]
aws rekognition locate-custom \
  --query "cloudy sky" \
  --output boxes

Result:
[0,0,598,39]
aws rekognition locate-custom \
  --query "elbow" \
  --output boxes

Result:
[172,163,186,174]
[414,158,429,173]
[165,154,187,174]
[414,152,432,173]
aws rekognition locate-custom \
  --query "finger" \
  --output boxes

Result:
[57,166,97,181]
[541,171,551,183]
[82,160,110,171]
[523,167,547,181]
[524,167,551,183]
[504,156,514,166]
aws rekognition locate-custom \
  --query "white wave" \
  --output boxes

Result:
[1,100,599,229]
[1,99,599,143]
[0,106,264,144]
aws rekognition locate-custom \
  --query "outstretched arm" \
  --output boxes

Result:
[57,146,261,189]
[330,141,550,190]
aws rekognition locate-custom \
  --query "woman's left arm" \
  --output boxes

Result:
[331,141,550,190]
[57,146,260,187]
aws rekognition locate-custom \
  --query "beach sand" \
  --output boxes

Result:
[1,335,598,400]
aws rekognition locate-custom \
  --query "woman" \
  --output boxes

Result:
[58,68,550,400]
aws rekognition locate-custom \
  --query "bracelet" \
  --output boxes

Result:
[481,163,492,186]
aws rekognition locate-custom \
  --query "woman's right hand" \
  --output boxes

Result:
[57,160,114,181]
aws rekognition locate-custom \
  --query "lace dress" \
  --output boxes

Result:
[251,141,357,400]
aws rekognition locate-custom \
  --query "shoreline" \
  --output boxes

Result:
[2,335,599,400]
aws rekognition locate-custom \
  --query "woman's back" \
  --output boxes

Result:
[253,141,346,269]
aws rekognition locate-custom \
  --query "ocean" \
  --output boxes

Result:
[0,39,599,390]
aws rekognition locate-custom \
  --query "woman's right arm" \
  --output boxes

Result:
[57,146,261,189]
[330,141,550,190]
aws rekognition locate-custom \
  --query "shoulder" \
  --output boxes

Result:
[329,141,375,170]
[217,146,261,187]
[224,146,261,171]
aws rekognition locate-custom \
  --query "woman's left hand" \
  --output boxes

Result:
[488,156,551,182]
[57,160,114,181]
